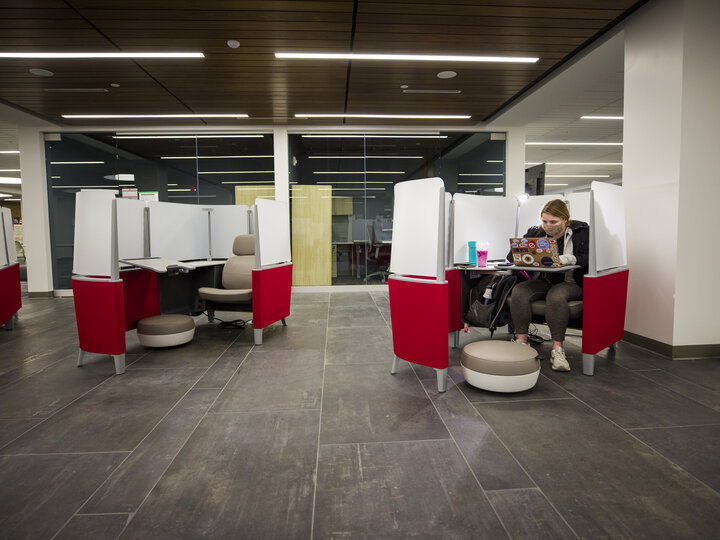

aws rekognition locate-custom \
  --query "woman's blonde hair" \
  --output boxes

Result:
[541,199,570,223]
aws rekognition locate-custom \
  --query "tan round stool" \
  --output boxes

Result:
[137,314,195,348]
[461,341,540,393]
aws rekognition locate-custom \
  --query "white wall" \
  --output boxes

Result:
[504,126,526,198]
[673,0,720,346]
[624,0,720,347]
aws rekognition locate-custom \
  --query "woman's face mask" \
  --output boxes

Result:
[540,213,566,237]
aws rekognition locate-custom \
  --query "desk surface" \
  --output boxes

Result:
[120,258,225,273]
[506,264,580,273]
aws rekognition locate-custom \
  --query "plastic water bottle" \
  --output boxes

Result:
[482,282,495,304]
[468,241,477,266]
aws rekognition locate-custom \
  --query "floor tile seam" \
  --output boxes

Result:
[205,408,322,415]
[467,399,582,538]
[626,422,720,431]
[410,365,520,540]
[327,323,388,329]
[318,437,453,448]
[324,361,388,366]
[634,368,720,399]
[538,380,720,498]
[0,350,77,392]
[74,511,131,516]
[441,366,581,537]
[0,450,131,457]
[468,397,577,405]
[309,292,331,540]
[112,339,256,536]
[0,360,129,452]
[484,486,543,494]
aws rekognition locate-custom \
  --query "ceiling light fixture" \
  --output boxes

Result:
[314,171,405,174]
[0,150,20,154]
[316,181,393,184]
[63,113,248,119]
[50,161,104,165]
[0,193,11,198]
[301,134,447,139]
[5,198,20,201]
[436,71,457,79]
[29,68,53,77]
[457,182,503,185]
[308,155,422,159]
[545,183,569,186]
[2,52,205,58]
[276,52,538,63]
[161,155,272,159]
[0,177,22,184]
[198,170,274,174]
[525,162,623,166]
[526,142,623,146]
[226,40,240,49]
[487,160,504,163]
[113,134,262,139]
[45,88,108,93]
[581,115,624,120]
[545,174,610,178]
[402,89,461,94]
[295,113,470,119]
[0,169,21,172]
[459,173,504,177]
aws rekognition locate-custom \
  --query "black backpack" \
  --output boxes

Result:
[465,273,517,336]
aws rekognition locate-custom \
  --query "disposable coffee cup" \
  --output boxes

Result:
[477,242,490,267]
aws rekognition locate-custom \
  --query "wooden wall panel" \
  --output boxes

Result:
[291,185,331,286]
[234,185,275,207]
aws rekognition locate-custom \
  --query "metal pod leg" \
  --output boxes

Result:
[453,331,459,349]
[435,368,448,393]
[582,353,595,376]
[77,349,86,367]
[281,318,287,326]
[390,355,400,374]
[113,354,126,375]
[254,328,263,345]
[4,314,16,330]
[207,309,215,323]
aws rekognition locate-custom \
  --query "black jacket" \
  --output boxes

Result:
[507,220,590,287]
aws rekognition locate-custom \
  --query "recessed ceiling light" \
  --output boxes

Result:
[581,115,624,120]
[525,162,622,166]
[525,142,623,146]
[0,177,21,184]
[63,113,248,119]
[50,161,104,165]
[276,53,538,63]
[308,155,422,159]
[4,52,204,58]
[400,85,409,89]
[295,113,470,119]
[545,183,569,186]
[301,134,447,139]
[29,68,54,77]
[314,171,405,174]
[459,173,504,176]
[5,198,20,201]
[0,193,13,197]
[198,170,274,174]
[110,83,121,88]
[113,134,263,139]
[0,150,20,154]
[437,71,457,79]
[487,160,503,163]
[227,40,240,49]
[161,155,273,159]
[0,169,21,172]
[104,174,135,181]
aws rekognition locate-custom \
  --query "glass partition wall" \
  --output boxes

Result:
[44,130,504,289]
[288,132,506,286]
[45,133,274,289]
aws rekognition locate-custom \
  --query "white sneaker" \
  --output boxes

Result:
[512,339,530,346]
[550,348,570,371]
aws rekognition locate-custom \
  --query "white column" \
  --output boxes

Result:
[504,126,526,198]
[273,126,289,203]
[18,127,54,294]
[623,0,720,348]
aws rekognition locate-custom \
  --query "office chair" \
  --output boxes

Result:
[197,234,254,322]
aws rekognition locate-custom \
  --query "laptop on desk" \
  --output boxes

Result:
[509,237,561,267]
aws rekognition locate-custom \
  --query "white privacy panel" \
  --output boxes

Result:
[452,194,517,263]
[206,204,249,259]
[255,198,291,266]
[0,207,10,267]
[517,194,556,235]
[1,207,15,266]
[116,198,146,261]
[445,192,452,267]
[566,192,591,225]
[73,190,115,277]
[592,181,627,271]
[389,177,444,278]
[148,201,209,261]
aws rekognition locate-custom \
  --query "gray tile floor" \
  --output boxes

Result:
[1,290,719,539]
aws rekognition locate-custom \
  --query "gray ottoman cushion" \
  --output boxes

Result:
[137,314,195,335]
[461,341,539,376]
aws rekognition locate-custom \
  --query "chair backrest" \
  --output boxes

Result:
[222,235,254,290]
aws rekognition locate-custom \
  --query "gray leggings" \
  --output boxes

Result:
[507,279,583,342]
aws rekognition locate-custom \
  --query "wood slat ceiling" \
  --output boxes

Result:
[0,0,646,127]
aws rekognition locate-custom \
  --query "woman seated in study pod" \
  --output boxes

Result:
[507,199,589,372]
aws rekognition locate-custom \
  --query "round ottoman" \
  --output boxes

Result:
[461,341,540,393]
[137,314,195,348]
